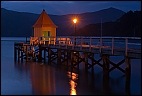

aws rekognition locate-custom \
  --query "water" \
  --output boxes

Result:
[1,37,141,95]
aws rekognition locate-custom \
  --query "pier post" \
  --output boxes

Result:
[84,52,88,72]
[38,44,42,62]
[18,46,20,62]
[89,37,92,51]
[72,37,75,49]
[59,37,61,48]
[71,51,74,69]
[71,51,78,69]
[103,68,110,94]
[57,48,61,65]
[66,38,67,49]
[54,38,56,45]
[66,50,70,68]
[44,48,46,63]
[76,52,79,70]
[65,50,69,66]
[80,37,82,50]
[125,57,131,95]
[67,50,71,60]
[125,38,128,56]
[111,38,114,54]
[99,38,102,53]
[125,56,131,76]
[21,47,23,62]
[67,50,71,67]
[125,56,131,90]
[102,54,110,94]
[48,47,51,64]
[26,45,28,61]
[91,53,94,73]
[14,44,17,62]
[102,54,110,76]
[74,37,76,45]
[125,69,131,95]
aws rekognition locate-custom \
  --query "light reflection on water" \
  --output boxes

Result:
[1,40,141,95]
[67,72,78,95]
[14,62,56,95]
[29,63,56,95]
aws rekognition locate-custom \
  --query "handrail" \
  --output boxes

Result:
[29,36,141,56]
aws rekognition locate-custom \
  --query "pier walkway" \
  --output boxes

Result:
[14,36,141,75]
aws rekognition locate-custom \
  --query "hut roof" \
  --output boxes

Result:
[33,9,57,28]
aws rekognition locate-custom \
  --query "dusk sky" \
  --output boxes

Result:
[1,1,141,15]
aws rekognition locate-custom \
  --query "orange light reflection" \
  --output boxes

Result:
[68,72,78,95]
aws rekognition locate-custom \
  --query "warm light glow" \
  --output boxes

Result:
[70,80,77,95]
[73,18,77,24]
[68,72,78,95]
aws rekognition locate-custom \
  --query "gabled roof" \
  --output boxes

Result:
[33,9,57,28]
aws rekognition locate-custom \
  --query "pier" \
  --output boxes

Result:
[14,36,141,75]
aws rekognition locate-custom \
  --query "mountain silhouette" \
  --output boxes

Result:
[71,10,141,37]
[1,7,125,37]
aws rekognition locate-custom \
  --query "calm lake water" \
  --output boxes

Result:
[1,37,141,95]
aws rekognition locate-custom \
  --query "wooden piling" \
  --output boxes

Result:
[125,38,128,56]
[48,47,51,64]
[76,52,79,70]
[66,50,71,67]
[57,48,61,65]
[71,51,74,67]
[21,47,23,62]
[18,47,20,62]
[102,54,110,76]
[38,44,42,62]
[125,56,131,94]
[125,56,131,74]
[26,45,28,61]
[91,53,94,72]
[111,38,114,54]
[102,54,110,94]
[44,48,46,63]
[63,50,69,66]
[103,70,110,95]
[14,44,17,62]
[71,51,80,69]
[84,52,88,72]
[125,59,131,95]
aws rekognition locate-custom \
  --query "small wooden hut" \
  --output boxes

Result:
[33,9,57,38]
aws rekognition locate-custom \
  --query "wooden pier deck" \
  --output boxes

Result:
[14,36,141,75]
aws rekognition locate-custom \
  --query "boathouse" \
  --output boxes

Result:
[33,9,57,38]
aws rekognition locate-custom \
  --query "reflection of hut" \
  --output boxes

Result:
[33,9,57,38]
[29,63,56,95]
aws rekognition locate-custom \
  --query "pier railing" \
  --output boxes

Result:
[29,36,141,58]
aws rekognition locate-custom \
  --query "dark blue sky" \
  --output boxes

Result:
[1,1,141,15]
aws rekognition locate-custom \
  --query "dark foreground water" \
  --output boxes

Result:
[1,39,141,95]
